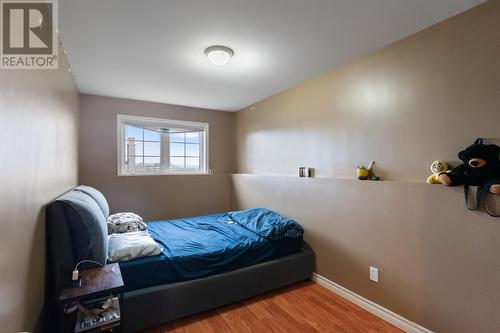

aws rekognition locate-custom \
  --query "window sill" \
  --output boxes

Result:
[118,172,212,177]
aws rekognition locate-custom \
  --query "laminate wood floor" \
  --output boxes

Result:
[141,281,403,333]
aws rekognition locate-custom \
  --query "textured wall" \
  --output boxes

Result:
[233,1,500,332]
[79,94,235,220]
[0,47,79,332]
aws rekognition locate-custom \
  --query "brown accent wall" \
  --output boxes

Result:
[233,1,500,332]
[0,48,79,331]
[79,94,235,220]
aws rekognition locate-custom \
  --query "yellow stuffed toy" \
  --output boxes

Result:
[427,160,449,184]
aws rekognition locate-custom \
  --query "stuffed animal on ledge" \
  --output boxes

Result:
[438,138,500,194]
[426,160,449,184]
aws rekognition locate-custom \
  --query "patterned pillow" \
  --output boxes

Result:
[107,212,147,234]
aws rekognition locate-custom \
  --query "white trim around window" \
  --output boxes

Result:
[117,114,210,176]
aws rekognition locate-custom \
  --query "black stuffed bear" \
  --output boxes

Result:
[439,138,500,195]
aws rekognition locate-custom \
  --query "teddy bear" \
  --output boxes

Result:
[438,138,500,195]
[426,160,449,184]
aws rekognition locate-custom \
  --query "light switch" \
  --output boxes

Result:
[370,266,379,282]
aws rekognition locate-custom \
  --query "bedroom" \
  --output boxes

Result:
[1,0,499,332]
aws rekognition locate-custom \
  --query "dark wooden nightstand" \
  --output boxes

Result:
[59,263,124,333]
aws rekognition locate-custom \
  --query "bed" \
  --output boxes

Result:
[46,186,314,332]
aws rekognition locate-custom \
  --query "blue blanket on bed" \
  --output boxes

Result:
[118,211,303,292]
[229,208,303,240]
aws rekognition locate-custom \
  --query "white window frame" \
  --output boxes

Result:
[117,114,209,176]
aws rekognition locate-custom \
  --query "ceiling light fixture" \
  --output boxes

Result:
[204,45,234,66]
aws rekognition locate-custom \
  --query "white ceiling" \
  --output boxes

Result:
[59,0,485,111]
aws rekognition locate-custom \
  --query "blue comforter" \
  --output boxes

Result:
[229,208,303,240]
[119,210,303,291]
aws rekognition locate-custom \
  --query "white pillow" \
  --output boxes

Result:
[107,231,162,262]
[108,212,147,234]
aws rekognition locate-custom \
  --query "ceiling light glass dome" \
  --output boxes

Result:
[205,45,234,66]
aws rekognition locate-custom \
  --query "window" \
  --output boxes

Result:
[117,115,209,175]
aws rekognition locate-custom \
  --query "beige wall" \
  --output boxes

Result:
[233,1,500,332]
[232,175,500,332]
[236,0,500,182]
[79,94,235,220]
[0,48,79,331]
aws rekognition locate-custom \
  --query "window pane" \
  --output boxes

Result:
[125,125,142,141]
[144,141,160,156]
[185,132,200,144]
[186,157,200,170]
[120,117,208,174]
[135,156,144,167]
[170,157,184,169]
[126,141,143,156]
[143,157,161,170]
[125,154,135,172]
[143,128,160,142]
[170,142,184,156]
[186,143,200,157]
[170,133,185,143]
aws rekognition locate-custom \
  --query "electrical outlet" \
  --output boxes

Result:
[369,266,379,282]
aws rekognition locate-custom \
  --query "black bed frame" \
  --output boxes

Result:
[123,244,314,332]
[45,186,315,332]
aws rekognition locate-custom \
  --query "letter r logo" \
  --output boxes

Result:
[2,2,53,54]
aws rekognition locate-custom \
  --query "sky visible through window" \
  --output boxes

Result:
[170,132,200,170]
[125,124,201,172]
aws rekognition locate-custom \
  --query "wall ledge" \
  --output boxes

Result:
[231,173,452,186]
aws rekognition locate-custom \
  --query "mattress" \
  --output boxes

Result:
[119,212,303,292]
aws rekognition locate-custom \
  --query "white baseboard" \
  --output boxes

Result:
[311,273,433,333]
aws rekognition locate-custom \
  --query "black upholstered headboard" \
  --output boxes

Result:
[45,186,109,301]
